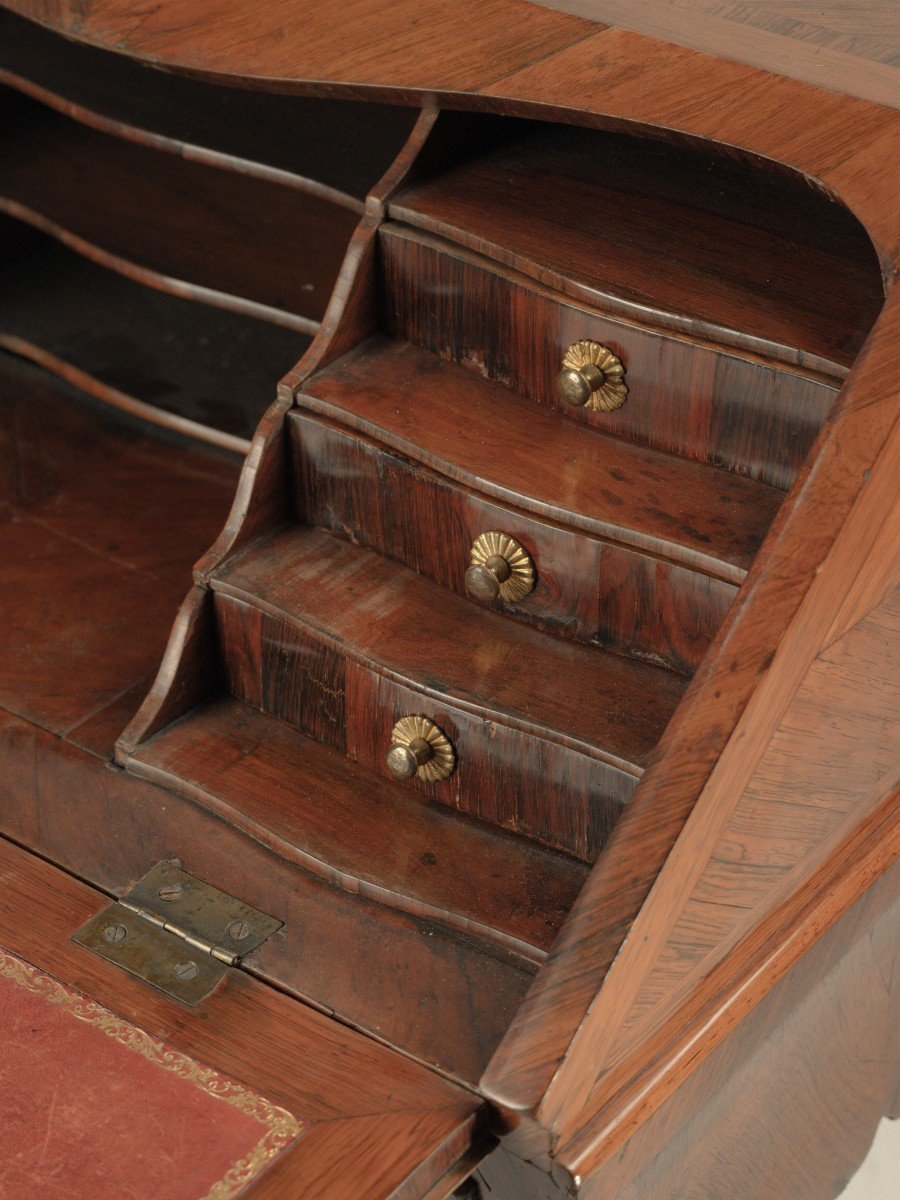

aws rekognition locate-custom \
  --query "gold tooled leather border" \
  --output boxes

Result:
[0,949,304,1200]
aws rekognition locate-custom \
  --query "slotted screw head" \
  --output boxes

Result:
[158,883,183,902]
[226,920,251,942]
[173,960,198,981]
[102,924,127,943]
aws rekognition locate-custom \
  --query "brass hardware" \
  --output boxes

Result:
[72,861,282,1005]
[466,531,535,603]
[387,715,456,782]
[557,341,627,411]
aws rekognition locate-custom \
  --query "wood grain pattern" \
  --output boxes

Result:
[481,293,900,1126]
[2,706,532,1085]
[0,359,529,1082]
[573,827,900,1198]
[0,837,483,1200]
[213,526,683,771]
[5,3,896,275]
[0,8,418,202]
[123,695,588,960]
[291,410,736,672]
[211,526,683,858]
[2,6,898,1196]
[0,356,238,735]
[379,223,840,490]
[475,861,900,1198]
[531,1,900,108]
[299,337,783,581]
[388,116,882,372]
[528,404,900,1176]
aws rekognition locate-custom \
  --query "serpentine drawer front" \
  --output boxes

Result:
[2,8,895,1199]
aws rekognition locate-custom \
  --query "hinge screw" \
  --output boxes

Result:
[102,924,127,943]
[158,883,183,902]
[226,920,251,941]
[173,960,198,980]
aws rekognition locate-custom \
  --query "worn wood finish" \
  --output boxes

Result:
[379,224,840,490]
[0,9,417,203]
[2,5,898,1197]
[2,707,532,1084]
[533,413,900,1157]
[299,337,783,581]
[123,695,588,959]
[475,859,900,1199]
[0,232,307,442]
[389,117,882,373]
[0,87,361,326]
[291,410,735,673]
[6,5,896,269]
[0,358,526,1083]
[0,838,483,1200]
[482,296,900,1127]
[0,356,239,736]
[211,526,684,858]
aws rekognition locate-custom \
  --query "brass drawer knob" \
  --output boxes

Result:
[466,532,535,603]
[386,716,456,782]
[557,340,627,411]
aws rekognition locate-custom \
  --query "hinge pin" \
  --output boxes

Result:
[72,862,283,1005]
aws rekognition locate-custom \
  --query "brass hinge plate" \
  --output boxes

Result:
[72,861,282,1005]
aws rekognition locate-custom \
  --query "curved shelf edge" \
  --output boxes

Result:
[0,195,322,337]
[0,63,366,216]
[0,333,252,455]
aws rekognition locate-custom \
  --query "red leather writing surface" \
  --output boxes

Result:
[0,949,303,1200]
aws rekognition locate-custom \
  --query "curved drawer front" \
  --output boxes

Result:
[211,527,686,861]
[379,223,839,491]
[216,593,635,861]
[290,409,737,674]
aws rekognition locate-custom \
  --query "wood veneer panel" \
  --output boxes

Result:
[389,119,883,372]
[532,401,900,1165]
[379,224,839,490]
[584,873,900,1200]
[128,696,587,958]
[299,337,783,580]
[0,838,483,1200]
[0,88,361,325]
[291,410,736,672]
[480,292,900,1124]
[213,527,683,768]
[211,526,683,858]
[531,1,900,109]
[0,0,596,97]
[0,9,417,203]
[4,4,895,280]
[0,237,307,439]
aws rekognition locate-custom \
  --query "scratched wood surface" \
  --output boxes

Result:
[2,5,898,1197]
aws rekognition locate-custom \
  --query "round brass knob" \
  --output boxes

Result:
[466,532,535,603]
[386,716,456,783]
[557,341,627,412]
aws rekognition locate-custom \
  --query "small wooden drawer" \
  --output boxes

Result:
[378,223,839,491]
[210,527,687,861]
[290,409,737,673]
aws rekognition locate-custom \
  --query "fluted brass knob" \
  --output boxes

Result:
[386,716,455,782]
[557,341,627,412]
[466,532,535,603]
